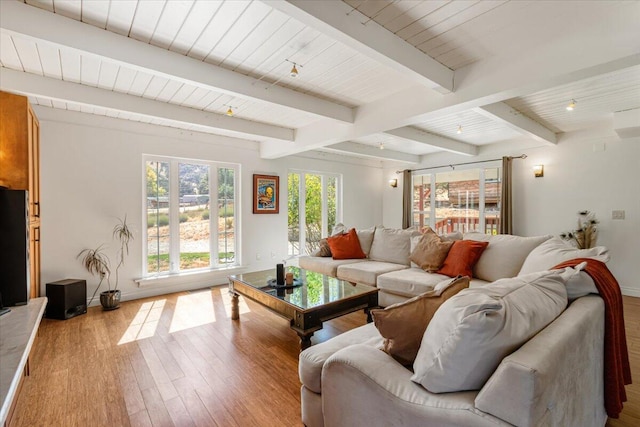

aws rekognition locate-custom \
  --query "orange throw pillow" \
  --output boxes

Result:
[437,240,489,278]
[327,228,366,260]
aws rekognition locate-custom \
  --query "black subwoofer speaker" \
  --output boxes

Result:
[46,279,87,320]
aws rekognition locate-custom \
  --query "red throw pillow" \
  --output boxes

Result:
[327,228,366,260]
[437,240,489,278]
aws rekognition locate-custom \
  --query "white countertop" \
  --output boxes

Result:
[0,297,47,425]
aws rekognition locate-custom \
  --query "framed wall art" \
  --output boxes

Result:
[253,174,279,214]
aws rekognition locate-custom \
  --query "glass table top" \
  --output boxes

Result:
[230,267,376,311]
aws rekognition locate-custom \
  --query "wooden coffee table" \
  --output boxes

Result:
[228,267,379,350]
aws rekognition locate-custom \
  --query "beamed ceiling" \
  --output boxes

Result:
[0,0,638,166]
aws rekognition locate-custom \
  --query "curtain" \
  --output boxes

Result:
[402,169,412,229]
[499,156,513,235]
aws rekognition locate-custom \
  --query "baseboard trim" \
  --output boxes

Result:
[620,286,640,298]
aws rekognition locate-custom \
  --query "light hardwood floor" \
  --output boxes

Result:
[11,289,640,426]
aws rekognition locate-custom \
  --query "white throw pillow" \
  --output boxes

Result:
[356,226,376,257]
[411,269,572,393]
[463,233,551,282]
[518,236,609,275]
[369,227,420,266]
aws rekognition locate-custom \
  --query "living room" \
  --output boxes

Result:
[0,0,639,426]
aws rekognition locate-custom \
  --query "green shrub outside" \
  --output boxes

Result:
[202,210,210,220]
[147,213,169,228]
[219,205,234,218]
[179,213,188,223]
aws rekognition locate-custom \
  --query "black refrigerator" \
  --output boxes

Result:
[0,188,30,307]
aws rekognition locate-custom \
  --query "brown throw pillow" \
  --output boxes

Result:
[371,276,470,366]
[314,239,332,257]
[410,228,455,272]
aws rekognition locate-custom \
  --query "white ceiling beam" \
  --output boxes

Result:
[0,0,353,123]
[613,108,640,139]
[384,127,478,157]
[0,68,294,142]
[474,102,557,145]
[324,142,420,163]
[261,1,640,157]
[266,0,453,93]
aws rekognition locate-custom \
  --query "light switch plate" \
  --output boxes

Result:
[612,210,625,220]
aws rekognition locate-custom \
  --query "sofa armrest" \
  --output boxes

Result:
[475,295,606,427]
[322,345,508,427]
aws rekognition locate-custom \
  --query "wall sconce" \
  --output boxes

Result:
[389,178,398,188]
[533,164,544,178]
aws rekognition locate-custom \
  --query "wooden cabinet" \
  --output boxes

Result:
[29,224,41,299]
[0,91,41,298]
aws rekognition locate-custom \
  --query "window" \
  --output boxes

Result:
[412,166,501,235]
[288,171,341,256]
[144,156,239,276]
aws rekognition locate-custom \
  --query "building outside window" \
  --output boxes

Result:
[412,166,501,235]
[288,171,341,256]
[144,156,239,276]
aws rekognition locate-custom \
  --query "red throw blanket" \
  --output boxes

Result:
[553,258,632,418]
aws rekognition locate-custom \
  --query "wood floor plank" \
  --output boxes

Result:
[11,288,640,426]
[164,396,196,427]
[140,386,174,427]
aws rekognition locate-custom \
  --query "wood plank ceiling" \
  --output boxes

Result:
[0,0,638,163]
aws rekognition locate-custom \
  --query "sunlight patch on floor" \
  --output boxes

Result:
[168,291,216,333]
[118,299,166,345]
[219,287,250,317]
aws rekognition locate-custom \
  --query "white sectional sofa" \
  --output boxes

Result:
[298,227,613,427]
[300,226,551,307]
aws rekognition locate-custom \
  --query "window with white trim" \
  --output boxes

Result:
[144,156,239,276]
[412,166,501,235]
[288,171,342,256]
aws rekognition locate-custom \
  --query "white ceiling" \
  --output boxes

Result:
[0,0,638,164]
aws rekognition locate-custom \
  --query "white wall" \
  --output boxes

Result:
[37,108,383,303]
[382,130,640,296]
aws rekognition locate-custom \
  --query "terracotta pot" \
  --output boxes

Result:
[100,290,121,310]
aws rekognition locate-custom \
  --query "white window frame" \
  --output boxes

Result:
[142,155,240,277]
[412,161,500,233]
[288,169,342,257]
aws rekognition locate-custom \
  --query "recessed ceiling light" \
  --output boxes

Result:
[566,99,577,111]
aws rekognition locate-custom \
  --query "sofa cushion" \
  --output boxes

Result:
[412,269,573,393]
[357,226,376,256]
[437,240,488,278]
[337,261,408,287]
[518,236,610,275]
[372,276,469,365]
[327,228,366,260]
[377,268,452,298]
[299,322,382,394]
[410,228,455,272]
[298,256,366,277]
[463,233,552,282]
[369,227,419,266]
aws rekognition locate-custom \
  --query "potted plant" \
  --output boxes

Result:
[78,216,133,310]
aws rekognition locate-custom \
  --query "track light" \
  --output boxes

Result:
[226,107,234,116]
[285,59,301,78]
[457,125,463,134]
[566,99,576,111]
[379,142,384,150]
